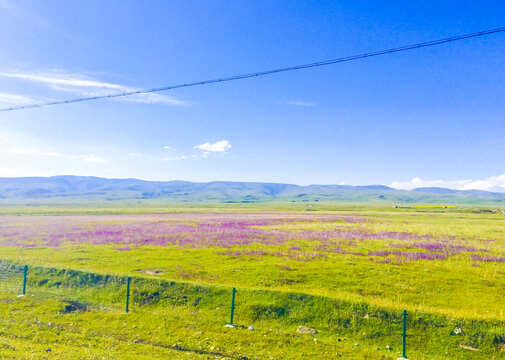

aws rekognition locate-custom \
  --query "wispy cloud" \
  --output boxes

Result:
[0,70,187,106]
[390,175,505,193]
[0,143,61,157]
[161,155,187,161]
[286,100,316,107]
[194,140,231,153]
[79,154,108,163]
[0,72,122,90]
[8,148,60,157]
[0,92,50,106]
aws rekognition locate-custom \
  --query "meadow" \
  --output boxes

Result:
[1,206,505,359]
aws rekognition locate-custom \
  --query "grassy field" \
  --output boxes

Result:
[1,205,505,359]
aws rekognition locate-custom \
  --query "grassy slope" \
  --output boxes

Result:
[1,265,502,359]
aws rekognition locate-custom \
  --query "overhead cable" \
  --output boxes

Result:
[1,26,504,112]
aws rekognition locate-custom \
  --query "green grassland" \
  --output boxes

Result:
[1,205,505,359]
[2,268,502,360]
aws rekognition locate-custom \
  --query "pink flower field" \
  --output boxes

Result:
[0,212,495,264]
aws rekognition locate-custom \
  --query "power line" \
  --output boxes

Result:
[1,26,505,112]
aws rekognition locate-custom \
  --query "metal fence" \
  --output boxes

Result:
[1,260,504,359]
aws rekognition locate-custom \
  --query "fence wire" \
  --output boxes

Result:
[0,261,24,294]
[1,260,505,358]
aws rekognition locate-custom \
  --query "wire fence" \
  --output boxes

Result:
[1,260,504,358]
[0,261,24,294]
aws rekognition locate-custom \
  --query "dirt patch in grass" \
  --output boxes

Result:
[144,270,164,275]
[61,300,87,313]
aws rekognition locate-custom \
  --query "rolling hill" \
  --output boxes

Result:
[0,176,504,205]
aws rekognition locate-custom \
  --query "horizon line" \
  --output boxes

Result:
[0,174,503,194]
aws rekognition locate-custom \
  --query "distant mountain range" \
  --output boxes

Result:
[0,175,503,205]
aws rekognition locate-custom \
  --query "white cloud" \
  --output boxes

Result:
[0,145,60,157]
[286,100,316,107]
[80,154,108,163]
[0,70,187,106]
[127,92,186,106]
[161,155,186,161]
[0,92,43,106]
[163,145,176,152]
[390,175,505,193]
[38,151,61,157]
[0,71,123,90]
[194,140,231,153]
[460,174,505,192]
[128,152,142,157]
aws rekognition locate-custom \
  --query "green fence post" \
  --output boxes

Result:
[402,309,407,359]
[22,265,28,295]
[125,276,131,313]
[229,287,236,325]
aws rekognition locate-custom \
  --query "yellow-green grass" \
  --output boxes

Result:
[1,210,504,320]
[0,290,401,360]
[1,206,505,358]
[1,264,502,360]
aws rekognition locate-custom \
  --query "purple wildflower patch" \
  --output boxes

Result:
[471,255,505,263]
[0,212,496,264]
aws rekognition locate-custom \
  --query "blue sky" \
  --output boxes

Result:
[1,1,504,191]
